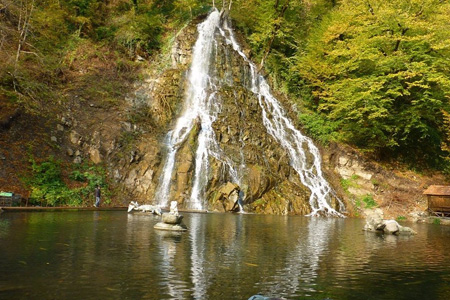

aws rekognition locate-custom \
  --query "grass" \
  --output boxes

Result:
[354,194,377,210]
[362,194,377,209]
[340,174,360,193]
[432,218,441,225]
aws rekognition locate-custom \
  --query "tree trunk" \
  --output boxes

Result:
[14,0,34,74]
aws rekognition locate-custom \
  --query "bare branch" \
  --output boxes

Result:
[14,0,35,73]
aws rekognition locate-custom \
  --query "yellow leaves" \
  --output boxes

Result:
[432,40,450,52]
[322,23,350,44]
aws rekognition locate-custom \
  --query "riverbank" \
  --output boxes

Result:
[1,206,127,212]
[0,206,210,214]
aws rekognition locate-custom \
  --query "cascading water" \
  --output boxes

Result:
[156,9,345,217]
[219,20,345,217]
[156,10,239,210]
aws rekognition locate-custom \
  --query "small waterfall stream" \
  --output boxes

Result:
[156,9,345,216]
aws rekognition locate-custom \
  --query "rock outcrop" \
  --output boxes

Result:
[323,143,442,219]
[364,208,416,235]
[51,14,347,215]
[115,13,346,214]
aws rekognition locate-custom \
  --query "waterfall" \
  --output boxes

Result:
[156,9,345,217]
[156,10,239,210]
[219,20,345,217]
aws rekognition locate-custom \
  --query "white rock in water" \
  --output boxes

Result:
[364,209,416,235]
[383,220,400,234]
[364,208,384,231]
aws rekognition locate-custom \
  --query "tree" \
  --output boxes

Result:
[174,0,201,18]
[297,0,450,167]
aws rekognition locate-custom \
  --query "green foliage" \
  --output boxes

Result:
[362,194,377,209]
[231,0,336,92]
[340,174,359,192]
[1,0,211,112]
[297,0,450,168]
[432,218,441,225]
[232,0,306,70]
[173,0,206,20]
[113,9,164,57]
[396,216,407,221]
[25,157,109,207]
[71,164,110,204]
[298,110,340,144]
[26,156,80,206]
[353,193,377,209]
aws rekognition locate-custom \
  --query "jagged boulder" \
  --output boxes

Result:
[364,208,385,231]
[364,209,416,235]
[210,182,240,212]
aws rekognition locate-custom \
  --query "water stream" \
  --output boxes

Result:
[155,10,239,210]
[156,9,345,216]
[218,17,345,217]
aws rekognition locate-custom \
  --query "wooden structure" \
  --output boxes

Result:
[0,192,21,207]
[423,185,450,217]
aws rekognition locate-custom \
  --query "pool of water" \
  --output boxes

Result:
[0,211,449,300]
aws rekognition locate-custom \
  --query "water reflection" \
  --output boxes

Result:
[0,212,449,300]
[189,213,211,299]
[259,218,337,297]
[0,218,10,238]
[157,230,187,299]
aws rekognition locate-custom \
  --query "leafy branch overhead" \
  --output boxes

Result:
[296,0,450,168]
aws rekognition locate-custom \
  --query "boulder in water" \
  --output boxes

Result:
[154,201,187,232]
[364,208,416,235]
[363,208,385,231]
[162,213,183,224]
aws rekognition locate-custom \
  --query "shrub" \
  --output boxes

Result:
[362,194,377,209]
[25,157,109,207]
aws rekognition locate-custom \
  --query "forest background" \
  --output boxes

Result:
[1,0,450,206]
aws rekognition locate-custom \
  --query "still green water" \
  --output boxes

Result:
[0,211,449,300]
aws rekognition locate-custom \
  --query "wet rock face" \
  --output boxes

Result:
[210,182,239,212]
[152,22,315,214]
[105,22,200,204]
[171,19,199,68]
[113,16,343,215]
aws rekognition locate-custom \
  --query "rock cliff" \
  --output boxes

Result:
[112,13,344,215]
[3,13,443,218]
